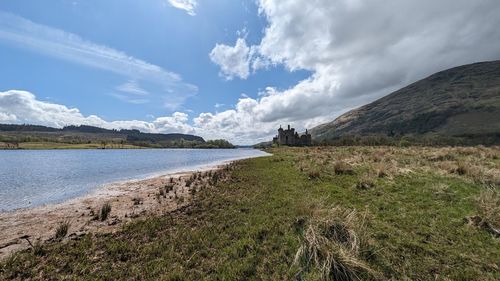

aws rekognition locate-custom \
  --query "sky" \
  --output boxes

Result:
[1,0,500,144]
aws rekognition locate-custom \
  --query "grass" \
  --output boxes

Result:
[100,203,112,221]
[1,146,499,280]
[54,221,70,240]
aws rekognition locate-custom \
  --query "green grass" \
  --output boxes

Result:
[1,147,499,280]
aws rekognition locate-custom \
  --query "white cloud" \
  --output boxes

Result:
[205,0,500,142]
[109,93,150,105]
[153,112,195,134]
[116,80,149,96]
[209,38,272,79]
[0,90,191,134]
[0,112,17,122]
[167,0,197,16]
[209,38,253,80]
[0,90,300,144]
[0,12,197,109]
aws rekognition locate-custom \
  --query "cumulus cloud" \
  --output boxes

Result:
[0,112,17,122]
[209,38,254,80]
[167,0,197,16]
[0,12,197,109]
[206,0,500,139]
[209,38,272,80]
[0,90,193,134]
[0,90,296,144]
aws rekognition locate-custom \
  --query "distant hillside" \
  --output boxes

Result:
[310,61,500,145]
[0,124,233,149]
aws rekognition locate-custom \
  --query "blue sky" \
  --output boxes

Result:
[0,0,307,121]
[1,0,499,144]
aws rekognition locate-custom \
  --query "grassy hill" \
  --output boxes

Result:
[0,124,234,149]
[310,61,500,145]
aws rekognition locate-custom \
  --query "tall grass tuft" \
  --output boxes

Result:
[308,169,321,179]
[100,202,112,221]
[477,188,500,233]
[294,206,378,280]
[55,221,70,240]
[333,161,355,175]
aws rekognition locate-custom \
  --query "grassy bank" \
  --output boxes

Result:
[1,146,499,280]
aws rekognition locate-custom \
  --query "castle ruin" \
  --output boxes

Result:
[272,125,312,146]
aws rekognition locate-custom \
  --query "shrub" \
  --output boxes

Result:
[399,138,411,147]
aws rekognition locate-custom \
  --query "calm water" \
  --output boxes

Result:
[0,148,268,211]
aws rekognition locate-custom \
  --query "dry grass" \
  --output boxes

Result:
[308,170,321,179]
[295,146,500,188]
[294,204,378,280]
[476,188,500,233]
[333,161,355,175]
[355,173,376,190]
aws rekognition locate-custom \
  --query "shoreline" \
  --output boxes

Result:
[0,154,268,260]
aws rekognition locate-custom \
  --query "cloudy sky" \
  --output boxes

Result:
[1,0,499,144]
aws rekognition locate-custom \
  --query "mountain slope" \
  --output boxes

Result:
[310,61,500,143]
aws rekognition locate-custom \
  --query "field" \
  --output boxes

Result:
[1,146,499,280]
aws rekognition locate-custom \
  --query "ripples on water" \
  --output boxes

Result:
[0,148,268,211]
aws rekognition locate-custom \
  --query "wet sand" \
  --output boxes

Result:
[0,162,230,260]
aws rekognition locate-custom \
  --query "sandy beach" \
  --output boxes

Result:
[0,161,231,260]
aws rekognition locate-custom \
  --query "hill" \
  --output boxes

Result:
[0,124,233,149]
[310,61,500,145]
